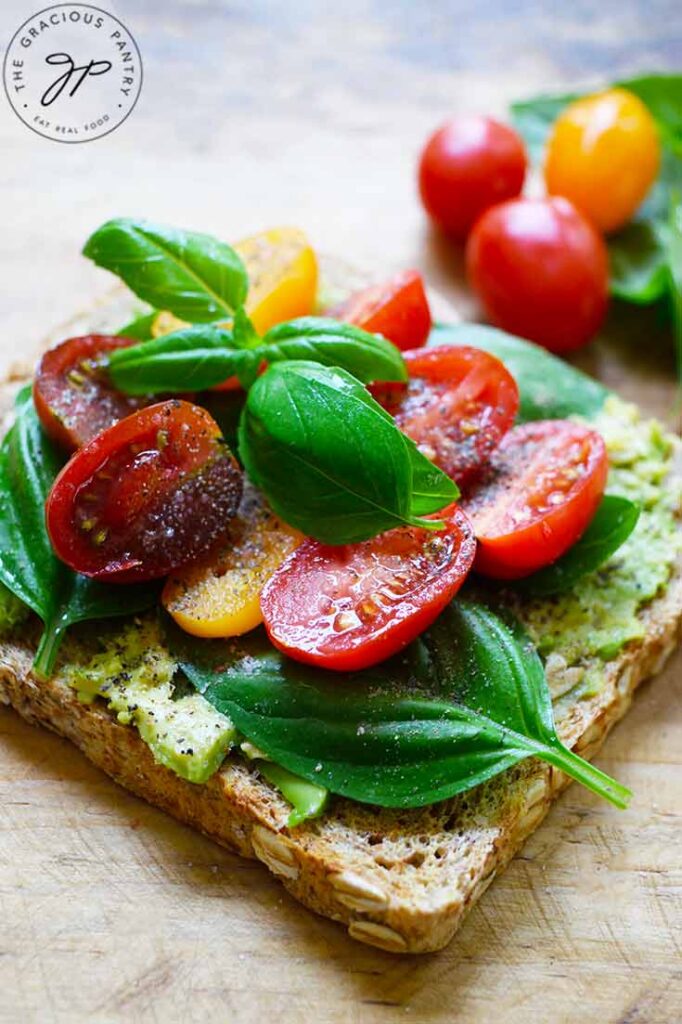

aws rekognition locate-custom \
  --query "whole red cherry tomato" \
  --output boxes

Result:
[34,335,146,451]
[260,504,476,672]
[328,270,432,352]
[466,197,609,354]
[46,401,243,582]
[371,345,518,486]
[418,116,527,241]
[462,420,608,579]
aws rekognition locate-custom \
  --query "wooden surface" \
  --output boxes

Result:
[1,1,681,1021]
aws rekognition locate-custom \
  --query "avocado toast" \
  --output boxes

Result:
[1,248,680,955]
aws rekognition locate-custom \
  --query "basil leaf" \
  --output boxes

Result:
[83,218,248,323]
[117,309,159,341]
[109,325,242,393]
[238,361,457,543]
[261,318,407,383]
[108,317,407,394]
[428,323,609,421]
[174,600,630,809]
[511,75,682,306]
[0,388,158,677]
[518,495,640,598]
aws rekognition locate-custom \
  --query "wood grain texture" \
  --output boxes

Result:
[1,0,680,1020]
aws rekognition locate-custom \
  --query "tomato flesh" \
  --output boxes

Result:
[328,270,432,352]
[371,345,519,486]
[418,116,527,240]
[260,504,476,672]
[462,420,608,579]
[34,334,147,451]
[46,401,243,582]
[466,197,609,354]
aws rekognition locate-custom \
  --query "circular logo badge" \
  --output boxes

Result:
[3,4,142,143]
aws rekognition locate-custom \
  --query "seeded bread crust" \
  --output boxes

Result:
[1,270,680,954]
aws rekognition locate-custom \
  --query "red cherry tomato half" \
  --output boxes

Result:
[46,401,243,582]
[418,116,527,241]
[466,197,609,354]
[328,270,432,352]
[462,420,608,579]
[371,345,519,487]
[260,504,476,672]
[33,334,148,451]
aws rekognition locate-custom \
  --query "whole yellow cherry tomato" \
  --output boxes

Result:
[544,88,660,234]
[162,484,302,638]
[150,226,318,339]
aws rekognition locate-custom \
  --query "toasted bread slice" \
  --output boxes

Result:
[1,266,680,954]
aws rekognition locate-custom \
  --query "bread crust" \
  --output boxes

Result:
[1,277,680,954]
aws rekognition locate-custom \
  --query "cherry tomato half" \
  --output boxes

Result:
[34,334,147,451]
[328,270,432,352]
[260,504,476,672]
[545,88,660,235]
[371,345,519,487]
[163,483,302,638]
[462,420,607,579]
[418,116,527,241]
[466,197,609,354]
[46,401,243,582]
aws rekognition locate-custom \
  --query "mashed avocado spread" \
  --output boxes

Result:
[64,621,236,784]
[518,396,681,698]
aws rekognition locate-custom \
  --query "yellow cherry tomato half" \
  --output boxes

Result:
[162,484,303,638]
[150,226,318,339]
[544,87,660,234]
[234,226,318,335]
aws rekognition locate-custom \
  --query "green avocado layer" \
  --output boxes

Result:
[518,396,680,699]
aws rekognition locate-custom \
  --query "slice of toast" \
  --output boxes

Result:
[1,267,680,954]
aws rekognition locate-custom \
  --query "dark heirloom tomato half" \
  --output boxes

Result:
[371,345,519,487]
[462,420,608,579]
[34,334,147,451]
[46,401,243,582]
[260,504,476,672]
[328,270,432,352]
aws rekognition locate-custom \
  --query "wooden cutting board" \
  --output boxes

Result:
[1,0,680,1018]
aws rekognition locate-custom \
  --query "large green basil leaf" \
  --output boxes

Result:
[510,75,682,307]
[428,322,609,421]
[518,495,640,598]
[83,218,248,323]
[0,388,158,677]
[108,318,407,394]
[174,601,629,809]
[237,361,457,543]
[109,325,242,393]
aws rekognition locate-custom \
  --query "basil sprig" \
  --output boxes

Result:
[518,495,640,598]
[83,218,248,323]
[510,74,682,309]
[174,600,630,810]
[0,388,158,678]
[238,361,457,543]
[108,316,408,393]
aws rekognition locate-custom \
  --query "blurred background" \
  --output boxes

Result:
[2,0,680,384]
